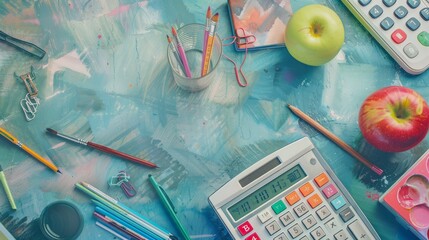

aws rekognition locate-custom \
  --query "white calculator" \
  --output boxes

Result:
[209,137,380,240]
[341,0,429,75]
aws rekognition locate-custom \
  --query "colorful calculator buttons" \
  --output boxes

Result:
[245,232,260,240]
[299,182,314,197]
[286,191,301,206]
[236,171,367,239]
[238,221,253,236]
[314,173,329,187]
[331,195,347,210]
[418,31,429,46]
[392,29,407,43]
[307,194,323,209]
[272,200,287,214]
[322,184,338,199]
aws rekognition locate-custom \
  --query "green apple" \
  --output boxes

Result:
[284,4,345,66]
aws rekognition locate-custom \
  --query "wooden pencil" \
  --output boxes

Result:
[287,104,383,175]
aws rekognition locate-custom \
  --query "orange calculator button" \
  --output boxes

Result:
[307,194,323,209]
[285,191,300,206]
[314,173,329,187]
[299,182,314,197]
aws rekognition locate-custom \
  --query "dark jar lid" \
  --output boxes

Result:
[39,201,84,240]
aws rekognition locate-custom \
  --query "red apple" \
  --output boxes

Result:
[358,86,429,152]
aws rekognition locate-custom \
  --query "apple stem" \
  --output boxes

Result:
[394,102,410,119]
[311,23,323,37]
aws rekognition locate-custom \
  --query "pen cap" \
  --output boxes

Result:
[39,201,84,240]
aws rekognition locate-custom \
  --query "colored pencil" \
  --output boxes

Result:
[201,13,219,76]
[94,202,153,239]
[75,182,175,240]
[46,128,157,168]
[287,104,384,175]
[0,165,16,210]
[171,27,192,78]
[96,221,129,240]
[0,127,61,174]
[94,204,154,240]
[94,209,147,240]
[201,6,211,75]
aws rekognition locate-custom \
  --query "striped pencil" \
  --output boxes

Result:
[201,13,219,76]
[201,6,212,75]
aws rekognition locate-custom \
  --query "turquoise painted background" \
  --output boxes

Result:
[0,0,428,239]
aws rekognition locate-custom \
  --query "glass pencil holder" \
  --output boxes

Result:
[167,23,223,92]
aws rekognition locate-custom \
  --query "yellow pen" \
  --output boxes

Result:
[0,127,61,174]
[0,165,16,210]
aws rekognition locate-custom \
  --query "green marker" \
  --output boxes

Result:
[148,174,191,240]
[0,165,16,210]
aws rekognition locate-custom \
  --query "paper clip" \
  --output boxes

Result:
[15,67,40,121]
[108,171,137,198]
[235,28,256,48]
[222,28,256,87]
[20,93,40,121]
[15,66,38,98]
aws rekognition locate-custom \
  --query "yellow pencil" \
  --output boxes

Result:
[0,165,16,210]
[0,127,61,174]
[201,13,219,76]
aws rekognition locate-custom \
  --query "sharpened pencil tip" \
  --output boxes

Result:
[57,169,62,174]
[171,27,177,36]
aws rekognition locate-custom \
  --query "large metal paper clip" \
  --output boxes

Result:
[15,67,40,121]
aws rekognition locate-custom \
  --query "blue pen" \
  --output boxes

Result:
[93,202,158,240]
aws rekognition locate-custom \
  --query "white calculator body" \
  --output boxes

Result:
[341,0,429,75]
[209,137,380,240]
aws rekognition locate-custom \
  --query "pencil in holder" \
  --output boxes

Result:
[167,23,222,92]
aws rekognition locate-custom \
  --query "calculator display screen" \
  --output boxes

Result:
[228,164,306,221]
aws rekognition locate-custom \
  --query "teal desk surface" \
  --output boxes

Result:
[0,0,428,239]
